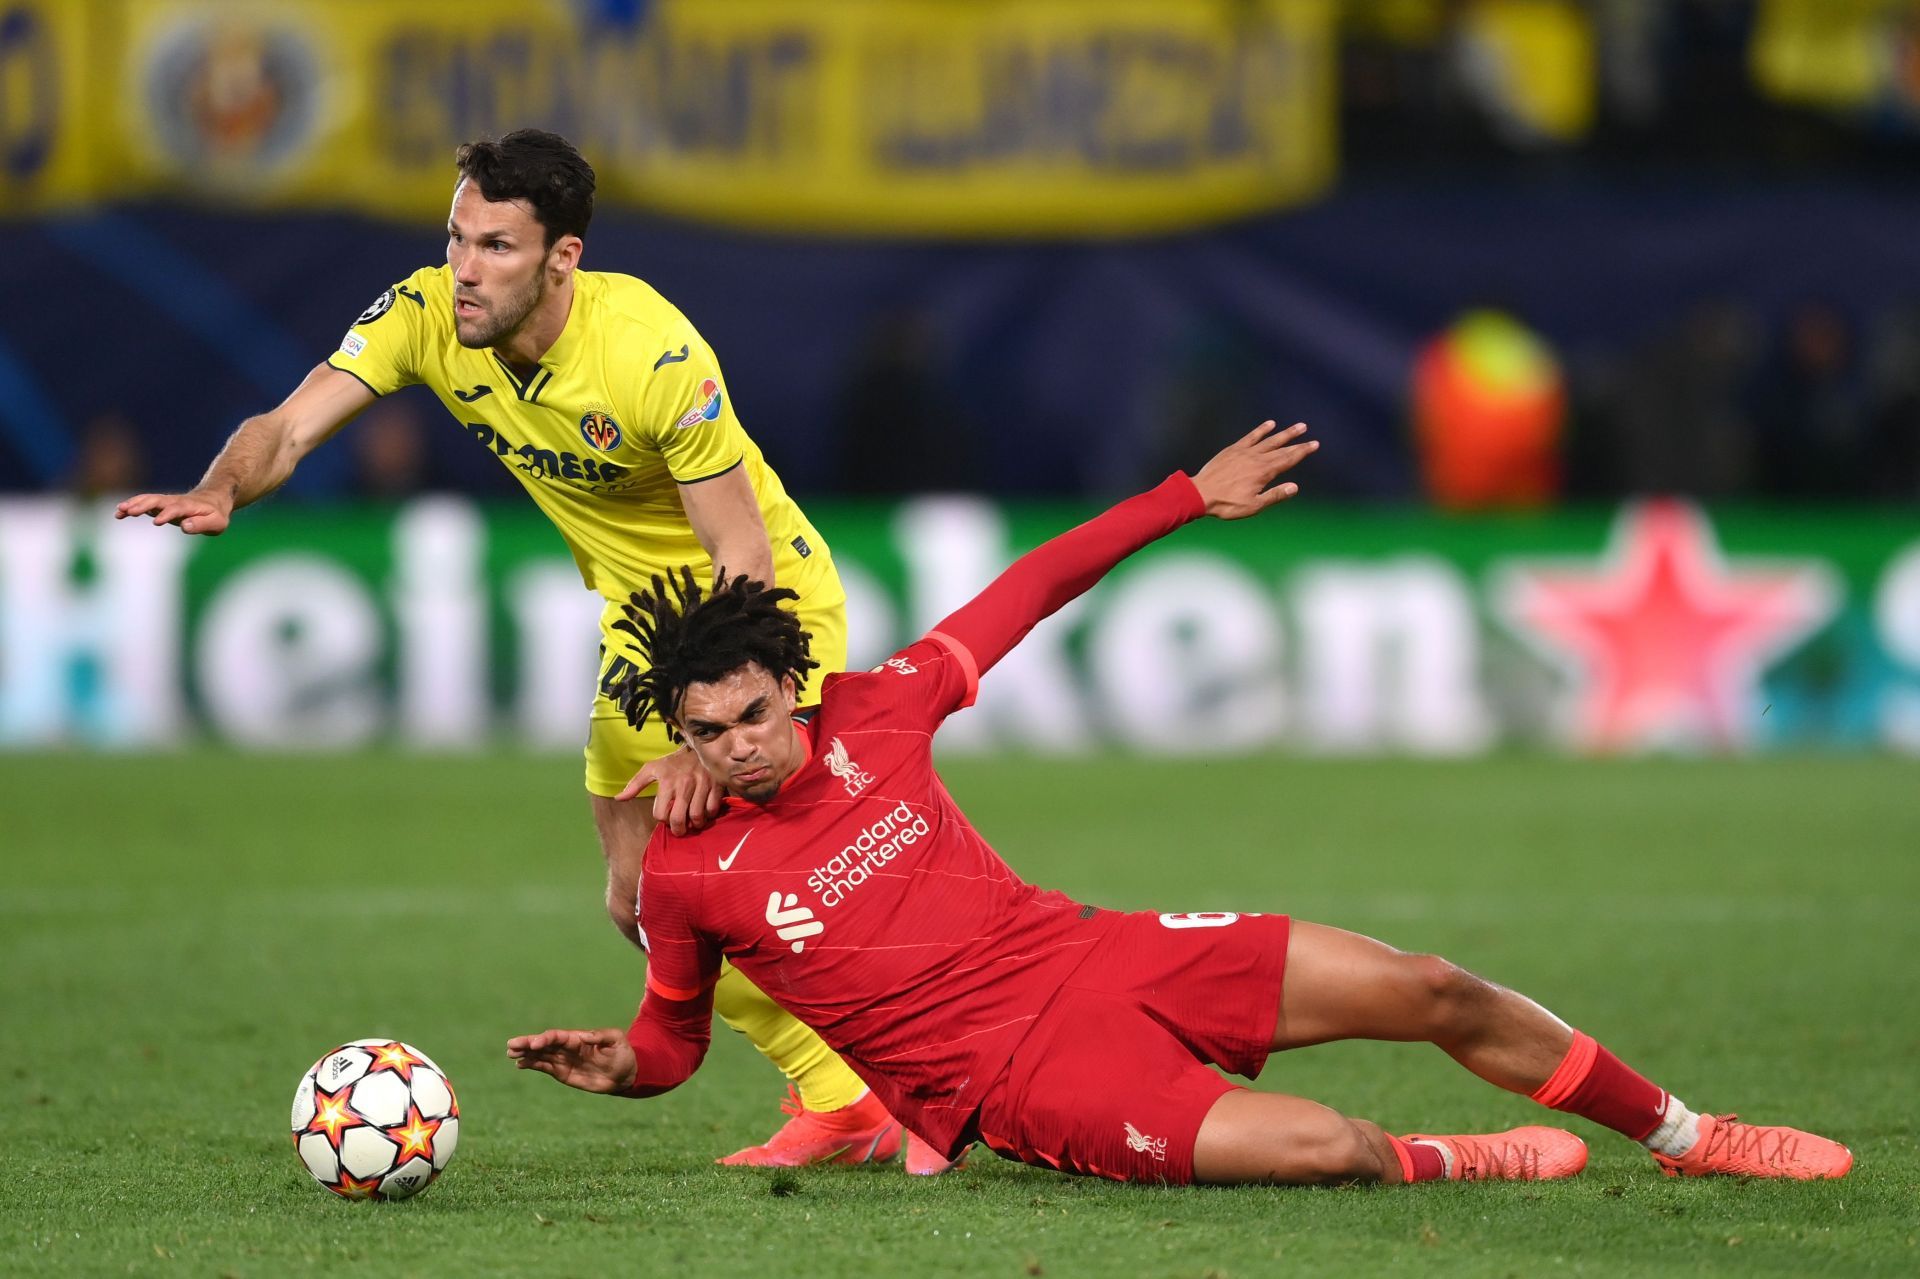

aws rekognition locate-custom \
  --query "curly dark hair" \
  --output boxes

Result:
[609,568,819,741]
[453,128,595,247]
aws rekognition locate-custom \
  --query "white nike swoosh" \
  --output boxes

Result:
[718,830,752,871]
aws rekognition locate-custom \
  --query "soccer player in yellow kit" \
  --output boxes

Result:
[116,129,917,1169]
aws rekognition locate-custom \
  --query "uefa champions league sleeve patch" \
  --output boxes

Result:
[355,288,397,326]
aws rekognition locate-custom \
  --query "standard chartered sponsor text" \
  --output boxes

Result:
[807,802,931,908]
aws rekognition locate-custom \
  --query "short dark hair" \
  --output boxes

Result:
[610,569,819,741]
[453,129,595,247]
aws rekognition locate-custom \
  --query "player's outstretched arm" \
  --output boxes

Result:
[115,362,374,535]
[510,983,714,1099]
[1190,420,1319,519]
[507,1028,638,1094]
[932,420,1318,677]
[679,464,776,588]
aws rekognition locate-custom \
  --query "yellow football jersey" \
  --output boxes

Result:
[325,265,831,602]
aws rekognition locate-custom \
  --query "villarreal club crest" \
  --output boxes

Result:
[579,406,622,452]
[291,1039,460,1201]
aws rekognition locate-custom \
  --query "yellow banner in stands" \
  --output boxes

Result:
[0,0,1337,238]
[0,0,105,210]
[1752,0,1920,113]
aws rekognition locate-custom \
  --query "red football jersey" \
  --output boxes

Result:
[636,632,1113,1153]
[626,472,1208,1154]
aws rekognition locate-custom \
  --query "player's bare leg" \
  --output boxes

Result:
[1192,1092,1397,1185]
[1266,921,1851,1180]
[590,794,903,1167]
[591,792,653,951]
[1191,1090,1583,1185]
[1272,922,1573,1089]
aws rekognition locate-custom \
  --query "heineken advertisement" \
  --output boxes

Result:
[2,496,1917,755]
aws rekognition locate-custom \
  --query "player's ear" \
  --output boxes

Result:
[549,234,583,280]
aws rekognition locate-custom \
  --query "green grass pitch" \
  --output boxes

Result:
[3,752,1916,1276]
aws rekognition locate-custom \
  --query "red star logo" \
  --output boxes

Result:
[303,1085,366,1152]
[368,1042,425,1083]
[387,1103,442,1165]
[1496,500,1837,752]
[330,1168,384,1200]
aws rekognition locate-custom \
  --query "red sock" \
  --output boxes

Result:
[1529,1031,1667,1141]
[1385,1134,1447,1183]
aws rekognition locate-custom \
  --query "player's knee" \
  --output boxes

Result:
[1405,953,1486,1034]
[603,883,642,946]
[1290,1117,1382,1184]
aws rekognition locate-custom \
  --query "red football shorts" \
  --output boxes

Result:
[973,909,1291,1185]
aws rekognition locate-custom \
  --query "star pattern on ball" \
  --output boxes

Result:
[331,1168,384,1200]
[388,1103,442,1165]
[1495,500,1837,752]
[368,1041,426,1083]
[303,1084,366,1152]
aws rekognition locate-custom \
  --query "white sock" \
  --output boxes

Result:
[1640,1094,1702,1158]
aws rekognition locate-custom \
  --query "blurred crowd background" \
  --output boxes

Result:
[3,0,1919,758]
[2,0,1916,508]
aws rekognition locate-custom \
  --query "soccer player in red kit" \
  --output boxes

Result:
[510,422,1853,1186]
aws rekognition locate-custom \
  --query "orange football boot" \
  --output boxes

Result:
[717,1087,902,1167]
[1403,1126,1589,1181]
[904,1132,970,1176]
[1651,1113,1852,1180]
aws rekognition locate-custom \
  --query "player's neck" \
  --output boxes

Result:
[490,276,575,375]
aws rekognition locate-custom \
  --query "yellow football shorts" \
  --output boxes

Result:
[584,561,850,797]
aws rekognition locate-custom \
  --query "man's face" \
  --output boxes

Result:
[672,664,804,804]
[445,179,554,349]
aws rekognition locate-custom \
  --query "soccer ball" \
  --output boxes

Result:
[290,1039,459,1200]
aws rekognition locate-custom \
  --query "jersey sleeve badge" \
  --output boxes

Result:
[355,288,397,326]
[675,378,724,429]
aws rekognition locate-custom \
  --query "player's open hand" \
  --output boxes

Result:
[506,1027,637,1095]
[618,745,724,835]
[114,489,234,536]
[1190,421,1318,521]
